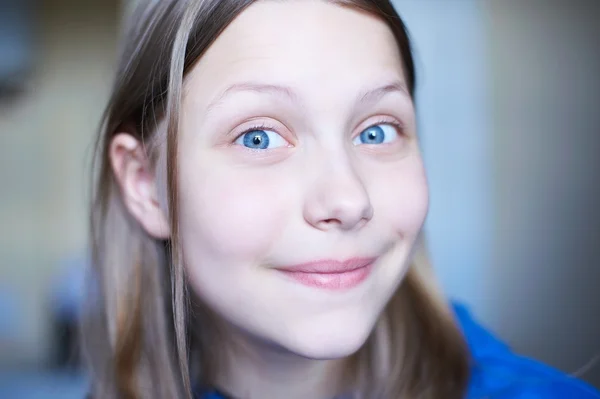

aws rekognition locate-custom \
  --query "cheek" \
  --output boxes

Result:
[178,165,291,261]
[374,157,429,237]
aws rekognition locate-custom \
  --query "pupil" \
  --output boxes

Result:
[252,135,262,145]
[368,131,377,140]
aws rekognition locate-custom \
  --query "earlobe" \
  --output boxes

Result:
[109,133,171,239]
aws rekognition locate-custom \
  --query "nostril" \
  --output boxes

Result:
[320,216,369,231]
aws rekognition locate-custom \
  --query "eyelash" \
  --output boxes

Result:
[364,117,405,137]
[236,123,278,138]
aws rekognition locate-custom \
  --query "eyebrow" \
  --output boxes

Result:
[357,81,410,105]
[206,82,301,114]
[205,79,410,114]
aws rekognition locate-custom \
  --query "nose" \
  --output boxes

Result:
[303,155,373,232]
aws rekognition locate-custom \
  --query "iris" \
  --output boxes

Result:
[359,125,385,144]
[242,130,270,149]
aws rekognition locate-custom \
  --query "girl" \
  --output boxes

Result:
[84,0,600,398]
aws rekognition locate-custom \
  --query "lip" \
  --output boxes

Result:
[275,257,376,290]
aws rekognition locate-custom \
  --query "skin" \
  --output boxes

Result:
[111,1,429,398]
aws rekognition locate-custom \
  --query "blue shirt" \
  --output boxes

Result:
[198,303,600,399]
[455,303,600,398]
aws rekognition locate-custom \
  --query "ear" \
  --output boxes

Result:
[110,133,171,239]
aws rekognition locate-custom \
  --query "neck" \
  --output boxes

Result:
[210,325,351,399]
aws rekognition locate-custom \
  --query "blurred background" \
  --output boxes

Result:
[0,0,598,397]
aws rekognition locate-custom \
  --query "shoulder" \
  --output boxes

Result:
[452,303,600,399]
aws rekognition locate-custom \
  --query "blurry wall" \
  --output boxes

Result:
[0,0,118,365]
[486,0,600,386]
[395,0,599,387]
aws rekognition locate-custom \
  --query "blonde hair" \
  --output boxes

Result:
[83,1,470,398]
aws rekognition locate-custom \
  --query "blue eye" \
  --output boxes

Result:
[353,124,399,145]
[235,129,288,150]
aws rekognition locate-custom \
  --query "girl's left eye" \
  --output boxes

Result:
[234,129,289,150]
[352,123,399,145]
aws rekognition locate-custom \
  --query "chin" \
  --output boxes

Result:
[280,317,376,360]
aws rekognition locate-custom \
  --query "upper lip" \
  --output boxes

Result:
[276,257,376,274]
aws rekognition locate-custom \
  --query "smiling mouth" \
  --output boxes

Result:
[275,257,376,290]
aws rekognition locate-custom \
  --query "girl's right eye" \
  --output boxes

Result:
[234,129,289,150]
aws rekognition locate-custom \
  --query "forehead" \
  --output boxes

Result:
[184,0,406,105]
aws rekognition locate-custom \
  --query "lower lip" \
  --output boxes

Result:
[279,263,374,290]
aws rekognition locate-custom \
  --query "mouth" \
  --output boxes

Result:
[274,257,376,290]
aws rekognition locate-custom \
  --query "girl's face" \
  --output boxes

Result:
[177,0,428,358]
